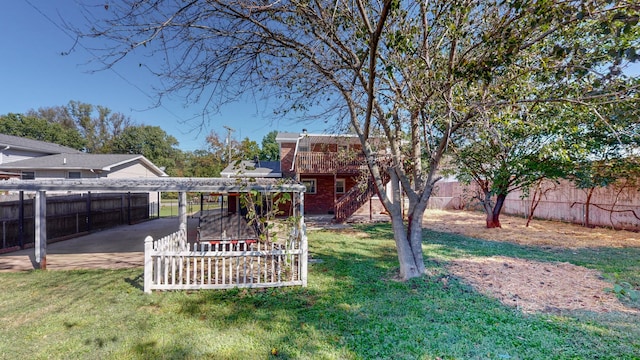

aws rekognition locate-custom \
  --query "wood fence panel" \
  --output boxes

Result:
[1,193,150,250]
[431,180,640,230]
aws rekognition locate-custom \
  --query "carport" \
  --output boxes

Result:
[0,177,306,270]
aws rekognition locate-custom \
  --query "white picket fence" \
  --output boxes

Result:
[143,224,308,293]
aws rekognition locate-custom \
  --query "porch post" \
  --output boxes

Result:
[178,191,187,229]
[127,192,132,225]
[300,191,308,287]
[86,191,92,232]
[34,191,47,270]
[18,191,24,248]
[333,173,337,214]
[143,235,153,293]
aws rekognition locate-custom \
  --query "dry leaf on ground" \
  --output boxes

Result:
[422,210,640,314]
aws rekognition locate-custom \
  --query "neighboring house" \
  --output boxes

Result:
[222,131,390,222]
[0,153,167,180]
[0,133,83,166]
[0,133,167,206]
[0,133,167,180]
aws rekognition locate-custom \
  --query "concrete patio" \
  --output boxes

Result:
[0,217,198,272]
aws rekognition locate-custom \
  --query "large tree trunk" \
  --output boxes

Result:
[408,201,427,274]
[483,203,497,228]
[481,185,505,228]
[487,193,506,228]
[385,169,427,280]
[481,188,498,228]
[390,210,425,280]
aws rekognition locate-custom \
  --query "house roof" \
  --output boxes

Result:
[275,131,363,145]
[0,153,168,177]
[220,160,281,178]
[0,133,82,154]
[275,132,301,142]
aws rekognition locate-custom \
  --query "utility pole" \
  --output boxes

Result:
[223,125,234,165]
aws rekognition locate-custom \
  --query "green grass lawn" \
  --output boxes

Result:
[0,224,639,359]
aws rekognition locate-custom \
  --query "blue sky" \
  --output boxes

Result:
[0,1,317,151]
[1,1,638,152]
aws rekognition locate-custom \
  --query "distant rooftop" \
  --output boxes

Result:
[276,131,362,145]
[0,133,82,155]
[0,153,168,177]
[220,160,281,178]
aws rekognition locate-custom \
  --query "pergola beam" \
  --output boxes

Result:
[0,178,306,193]
[0,177,306,271]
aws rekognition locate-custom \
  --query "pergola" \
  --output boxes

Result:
[0,177,306,269]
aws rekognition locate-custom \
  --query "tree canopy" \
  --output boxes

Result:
[2,103,279,178]
[76,0,639,280]
[3,102,182,175]
[109,124,181,175]
[450,109,569,228]
[260,130,280,161]
[0,113,86,150]
[27,101,133,153]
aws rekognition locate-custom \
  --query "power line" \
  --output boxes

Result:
[22,0,191,123]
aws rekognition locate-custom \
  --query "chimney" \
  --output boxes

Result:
[63,157,67,165]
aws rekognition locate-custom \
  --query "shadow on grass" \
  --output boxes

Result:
[358,222,640,290]
[1,226,638,359]
[420,228,640,289]
[136,225,640,359]
[124,272,144,291]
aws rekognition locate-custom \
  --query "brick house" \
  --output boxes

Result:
[222,131,390,221]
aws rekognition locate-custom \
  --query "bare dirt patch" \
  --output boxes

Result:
[447,256,635,314]
[422,209,640,314]
[422,209,640,249]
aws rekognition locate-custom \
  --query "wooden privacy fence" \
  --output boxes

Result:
[430,180,640,230]
[143,224,308,293]
[0,192,149,251]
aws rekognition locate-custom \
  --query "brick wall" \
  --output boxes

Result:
[302,175,335,214]
[301,174,365,215]
[280,143,296,177]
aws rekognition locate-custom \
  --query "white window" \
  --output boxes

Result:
[336,179,345,194]
[21,171,35,180]
[302,179,317,194]
[68,171,81,179]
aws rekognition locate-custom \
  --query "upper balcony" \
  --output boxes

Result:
[294,151,393,175]
[294,151,368,174]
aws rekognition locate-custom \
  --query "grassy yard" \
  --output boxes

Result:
[1,222,639,359]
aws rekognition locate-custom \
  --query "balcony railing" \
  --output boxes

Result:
[295,152,368,174]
